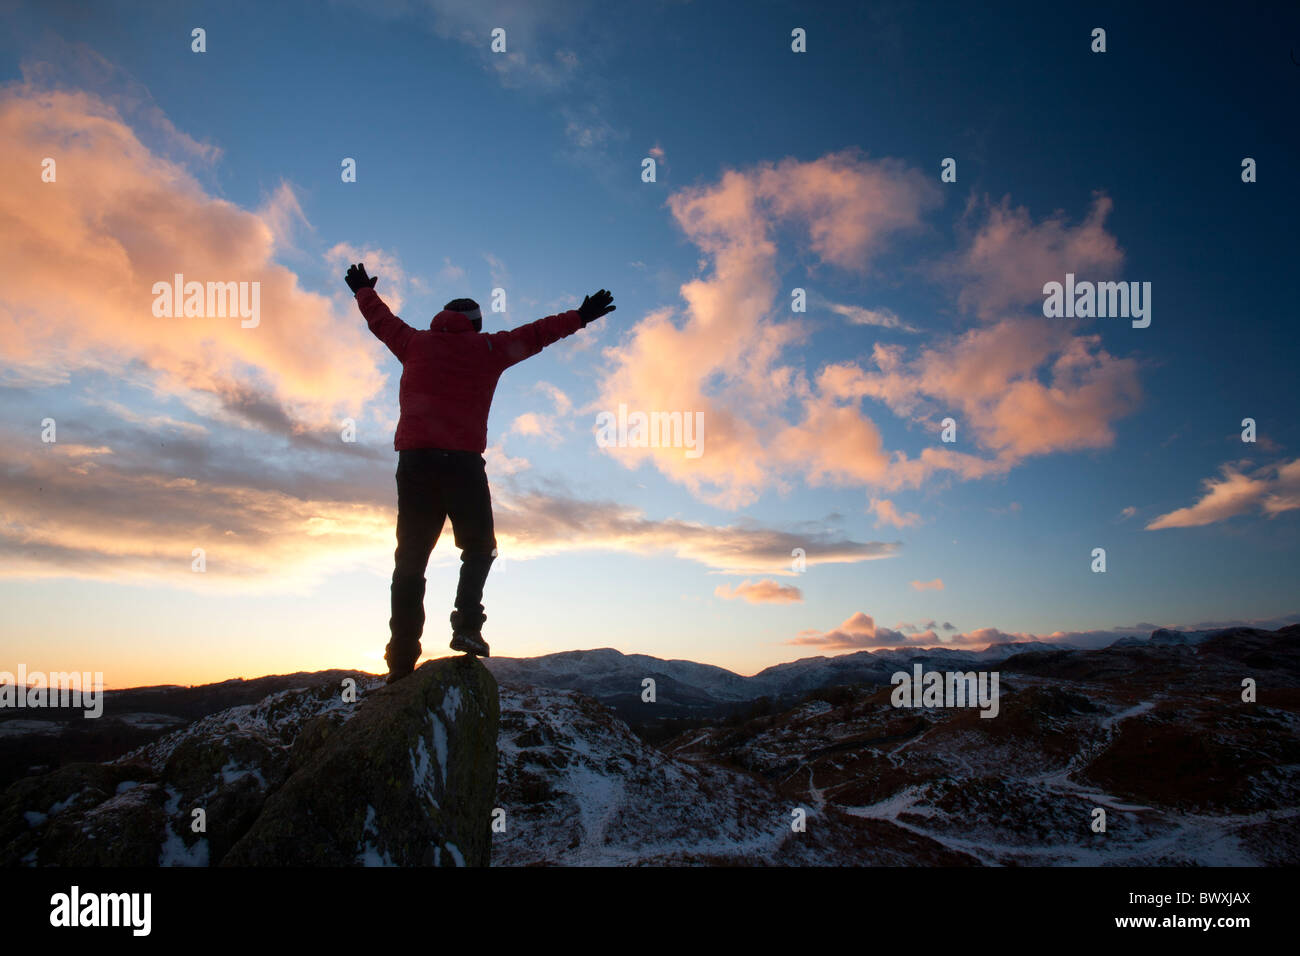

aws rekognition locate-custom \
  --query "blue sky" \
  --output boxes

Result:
[1,0,1297,686]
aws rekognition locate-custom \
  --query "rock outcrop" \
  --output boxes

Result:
[1,656,499,867]
[225,656,498,866]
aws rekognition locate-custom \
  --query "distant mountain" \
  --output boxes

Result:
[1111,626,1243,648]
[486,648,755,708]
[483,640,1082,724]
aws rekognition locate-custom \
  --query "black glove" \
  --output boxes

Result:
[578,289,616,325]
[345,262,379,294]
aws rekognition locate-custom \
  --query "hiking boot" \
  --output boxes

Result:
[450,631,491,657]
[385,664,415,684]
[384,645,419,684]
[449,608,489,657]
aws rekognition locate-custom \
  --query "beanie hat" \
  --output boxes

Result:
[444,297,482,330]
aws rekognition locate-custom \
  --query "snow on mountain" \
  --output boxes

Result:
[491,682,966,865]
[486,648,755,707]
[485,640,1081,712]
[663,626,1300,865]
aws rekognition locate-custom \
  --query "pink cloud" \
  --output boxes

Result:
[791,613,1300,653]
[592,153,1141,508]
[910,578,944,591]
[789,612,910,648]
[509,382,573,443]
[869,497,920,528]
[951,192,1125,319]
[0,81,389,433]
[591,152,941,507]
[790,615,1065,651]
[1146,458,1300,529]
[714,578,804,604]
[754,152,938,270]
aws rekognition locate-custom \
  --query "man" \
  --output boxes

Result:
[345,262,615,682]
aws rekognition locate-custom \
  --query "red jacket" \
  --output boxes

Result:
[356,287,585,452]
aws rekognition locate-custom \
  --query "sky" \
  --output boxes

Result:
[1,0,1298,687]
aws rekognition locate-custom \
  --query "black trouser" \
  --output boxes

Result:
[387,448,497,666]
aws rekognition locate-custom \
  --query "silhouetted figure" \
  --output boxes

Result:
[346,263,615,682]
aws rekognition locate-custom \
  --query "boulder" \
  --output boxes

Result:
[222,656,498,866]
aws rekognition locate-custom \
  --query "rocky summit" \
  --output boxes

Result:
[1,656,499,867]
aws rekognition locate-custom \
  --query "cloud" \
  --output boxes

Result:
[0,433,394,592]
[910,578,944,591]
[789,612,910,648]
[562,102,620,150]
[714,579,804,604]
[258,182,312,252]
[324,242,412,314]
[869,497,920,528]
[340,1,631,179]
[85,398,209,438]
[949,192,1125,319]
[823,300,917,332]
[483,441,531,477]
[510,413,547,438]
[648,143,666,163]
[1119,505,1137,521]
[17,40,222,166]
[788,611,1300,653]
[592,151,1141,508]
[1146,458,1300,529]
[592,150,942,507]
[848,318,1141,463]
[0,78,390,435]
[435,257,468,287]
[0,403,901,587]
[393,0,588,90]
[791,613,1006,650]
[509,382,573,443]
[492,488,900,574]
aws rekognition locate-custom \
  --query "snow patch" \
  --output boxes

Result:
[441,686,463,722]
[357,805,397,866]
[158,828,209,866]
[429,710,449,784]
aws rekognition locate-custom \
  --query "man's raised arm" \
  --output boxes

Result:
[489,289,615,369]
[346,262,415,361]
